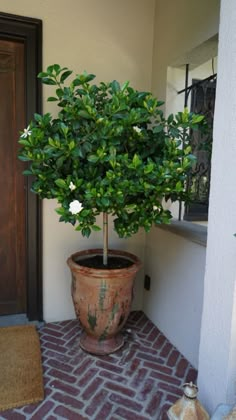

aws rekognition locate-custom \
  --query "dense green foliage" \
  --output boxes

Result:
[19,64,205,238]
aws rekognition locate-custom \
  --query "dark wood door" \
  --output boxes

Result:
[0,39,26,315]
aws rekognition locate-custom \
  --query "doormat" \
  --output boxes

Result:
[0,324,44,411]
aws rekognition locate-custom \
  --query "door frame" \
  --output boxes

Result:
[0,12,42,320]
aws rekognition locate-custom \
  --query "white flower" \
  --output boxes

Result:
[69,200,83,215]
[21,126,32,138]
[133,126,142,134]
[69,181,76,191]
[153,205,159,211]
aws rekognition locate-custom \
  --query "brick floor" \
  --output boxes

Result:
[0,311,197,420]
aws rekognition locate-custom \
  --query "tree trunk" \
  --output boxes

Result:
[103,212,108,266]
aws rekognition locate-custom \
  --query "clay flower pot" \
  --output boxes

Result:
[67,249,141,355]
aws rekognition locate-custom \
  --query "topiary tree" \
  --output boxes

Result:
[18,64,205,265]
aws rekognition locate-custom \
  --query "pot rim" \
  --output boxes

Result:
[67,248,142,275]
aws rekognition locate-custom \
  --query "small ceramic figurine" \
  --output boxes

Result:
[167,382,209,419]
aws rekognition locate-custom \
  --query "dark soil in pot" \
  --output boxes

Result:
[74,255,133,269]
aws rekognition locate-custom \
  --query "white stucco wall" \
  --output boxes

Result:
[144,227,206,368]
[143,0,220,368]
[198,0,236,413]
[0,0,155,321]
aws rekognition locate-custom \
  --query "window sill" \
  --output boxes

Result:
[156,219,207,247]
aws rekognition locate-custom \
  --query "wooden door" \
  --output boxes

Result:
[0,39,26,315]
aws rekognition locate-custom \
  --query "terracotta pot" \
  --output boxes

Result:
[67,249,141,355]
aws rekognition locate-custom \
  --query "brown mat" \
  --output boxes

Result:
[0,324,44,411]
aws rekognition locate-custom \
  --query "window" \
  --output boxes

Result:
[184,77,216,221]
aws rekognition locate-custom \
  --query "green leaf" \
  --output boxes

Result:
[60,124,69,136]
[69,141,75,150]
[48,138,56,147]
[34,113,42,122]
[54,179,67,189]
[37,71,49,78]
[60,70,73,83]
[47,97,58,102]
[121,81,129,91]
[91,225,101,232]
[18,155,31,161]
[81,227,91,237]
[132,154,141,168]
[41,77,57,85]
[101,197,110,207]
[192,115,205,124]
[47,64,60,75]
[51,64,61,74]
[56,156,66,167]
[175,181,183,192]
[80,72,96,83]
[169,127,180,138]
[81,209,91,217]
[22,169,32,175]
[167,114,174,124]
[144,163,154,174]
[55,207,65,215]
[78,110,92,119]
[110,80,120,93]
[56,88,64,98]
[18,139,31,146]
[153,125,163,133]
[186,154,196,162]
[72,78,82,87]
[87,154,99,163]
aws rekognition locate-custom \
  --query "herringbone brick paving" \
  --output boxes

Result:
[0,311,197,420]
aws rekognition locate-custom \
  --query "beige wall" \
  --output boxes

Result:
[152,0,220,100]
[0,0,155,321]
[0,0,155,92]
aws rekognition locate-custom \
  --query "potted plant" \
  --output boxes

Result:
[18,64,204,355]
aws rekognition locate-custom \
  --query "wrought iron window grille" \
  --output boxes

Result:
[177,64,216,221]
